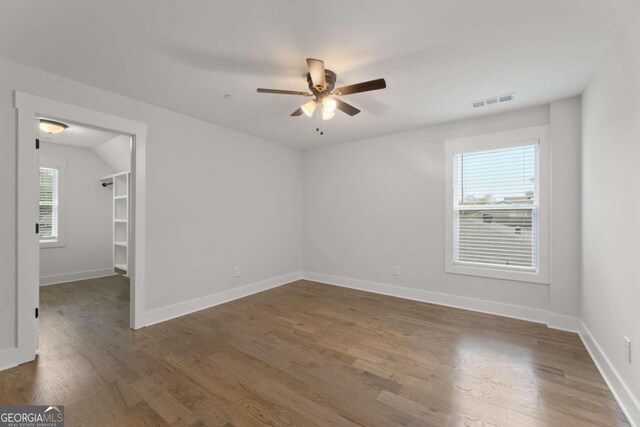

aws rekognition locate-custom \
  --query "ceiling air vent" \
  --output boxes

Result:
[471,93,515,108]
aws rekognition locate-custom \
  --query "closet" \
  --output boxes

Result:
[100,171,129,274]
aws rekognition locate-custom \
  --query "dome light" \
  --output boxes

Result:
[39,119,68,135]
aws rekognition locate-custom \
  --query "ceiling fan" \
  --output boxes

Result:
[257,58,386,120]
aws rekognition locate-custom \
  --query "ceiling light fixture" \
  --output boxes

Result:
[39,119,68,135]
[257,58,386,120]
[322,97,337,114]
[301,100,317,117]
[322,110,335,121]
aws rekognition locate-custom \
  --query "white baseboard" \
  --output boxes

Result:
[547,312,581,333]
[144,272,301,327]
[0,347,18,372]
[40,268,117,286]
[302,271,552,325]
[579,322,639,427]
[301,272,635,426]
[301,272,582,333]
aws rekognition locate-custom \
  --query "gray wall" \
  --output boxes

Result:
[39,142,115,284]
[582,10,640,413]
[303,101,582,319]
[0,56,303,351]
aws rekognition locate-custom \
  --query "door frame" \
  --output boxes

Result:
[14,91,147,365]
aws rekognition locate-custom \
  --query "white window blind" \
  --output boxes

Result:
[39,166,59,242]
[453,143,539,271]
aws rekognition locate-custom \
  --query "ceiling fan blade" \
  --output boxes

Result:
[306,58,326,89]
[333,78,386,96]
[335,99,361,116]
[257,88,311,96]
[291,108,304,116]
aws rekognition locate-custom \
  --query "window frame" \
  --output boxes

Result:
[444,125,550,284]
[39,156,66,249]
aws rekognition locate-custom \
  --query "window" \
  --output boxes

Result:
[445,126,549,284]
[39,166,59,242]
[39,158,65,248]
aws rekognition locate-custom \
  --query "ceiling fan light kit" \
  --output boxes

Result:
[322,98,337,113]
[257,58,386,124]
[322,110,335,121]
[301,99,317,117]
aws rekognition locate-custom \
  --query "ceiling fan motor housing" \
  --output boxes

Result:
[307,70,336,95]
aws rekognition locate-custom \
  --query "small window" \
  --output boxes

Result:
[445,126,549,284]
[39,159,65,248]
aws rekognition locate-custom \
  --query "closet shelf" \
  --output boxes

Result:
[111,171,130,274]
[100,170,131,182]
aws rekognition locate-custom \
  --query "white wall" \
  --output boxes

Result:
[39,142,115,284]
[582,8,640,418]
[93,135,131,173]
[549,97,582,320]
[303,102,582,321]
[0,56,302,351]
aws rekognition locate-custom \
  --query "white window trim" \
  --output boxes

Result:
[39,156,66,249]
[444,125,550,285]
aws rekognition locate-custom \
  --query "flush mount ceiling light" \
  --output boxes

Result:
[39,119,68,135]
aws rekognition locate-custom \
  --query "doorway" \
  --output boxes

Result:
[37,121,132,354]
[14,92,147,366]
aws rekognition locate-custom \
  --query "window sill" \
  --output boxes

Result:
[40,241,64,249]
[446,262,549,285]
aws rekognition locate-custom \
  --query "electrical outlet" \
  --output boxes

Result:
[393,265,400,276]
[233,267,240,278]
[624,337,631,363]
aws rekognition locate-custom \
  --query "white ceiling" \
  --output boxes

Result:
[39,119,121,149]
[2,0,634,149]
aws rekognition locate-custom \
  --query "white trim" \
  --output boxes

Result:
[299,273,640,422]
[579,322,639,427]
[444,125,550,285]
[144,272,302,327]
[302,271,550,325]
[2,270,635,427]
[547,312,581,333]
[0,348,18,372]
[14,91,147,367]
[40,268,116,286]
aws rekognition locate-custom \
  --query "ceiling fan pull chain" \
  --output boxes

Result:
[315,108,324,135]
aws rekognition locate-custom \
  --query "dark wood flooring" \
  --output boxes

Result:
[0,276,630,426]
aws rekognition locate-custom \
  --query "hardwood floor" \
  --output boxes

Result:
[0,277,629,426]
